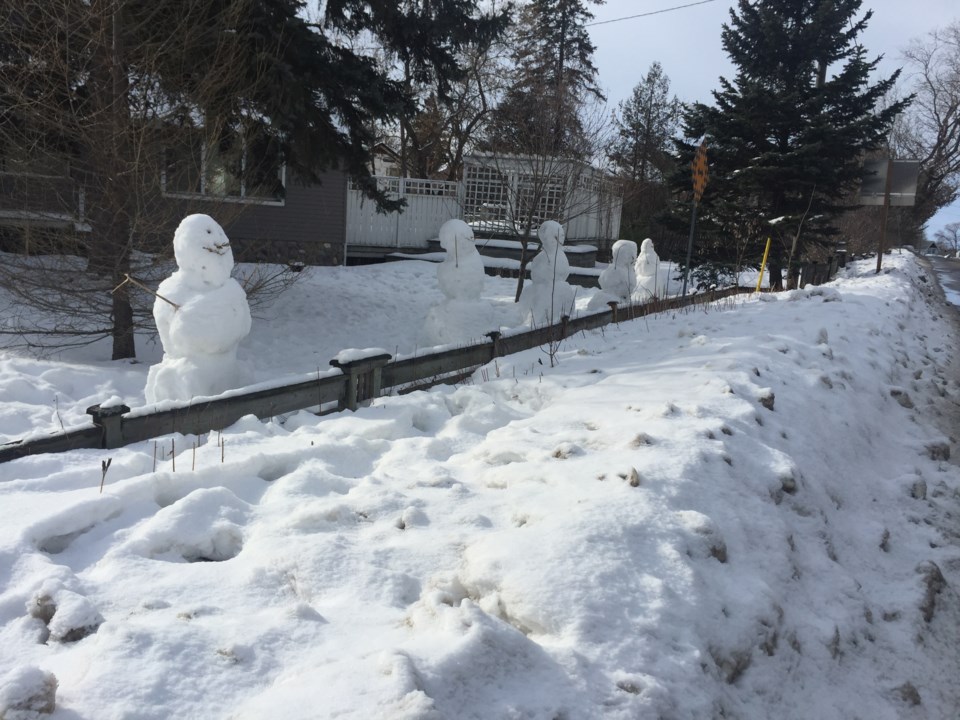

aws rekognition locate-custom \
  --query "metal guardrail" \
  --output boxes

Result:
[0,287,749,463]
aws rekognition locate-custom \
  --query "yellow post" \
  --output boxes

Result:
[755,236,772,292]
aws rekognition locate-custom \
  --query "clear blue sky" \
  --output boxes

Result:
[588,0,960,236]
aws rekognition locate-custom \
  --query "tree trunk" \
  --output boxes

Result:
[87,202,136,359]
[767,253,784,292]
[90,0,136,360]
[786,263,801,290]
[514,221,535,302]
[111,279,136,360]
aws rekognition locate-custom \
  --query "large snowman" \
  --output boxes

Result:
[587,239,637,310]
[144,214,252,404]
[518,220,576,325]
[420,219,498,346]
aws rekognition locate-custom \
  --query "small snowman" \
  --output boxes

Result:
[588,239,637,310]
[519,220,576,325]
[633,238,660,301]
[436,219,485,301]
[420,219,497,346]
[144,214,252,404]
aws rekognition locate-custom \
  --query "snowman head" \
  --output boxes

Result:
[611,240,637,268]
[173,214,234,287]
[640,238,654,255]
[537,220,564,251]
[439,219,474,253]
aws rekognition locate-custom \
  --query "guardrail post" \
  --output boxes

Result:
[330,353,392,411]
[607,301,619,324]
[86,403,131,449]
[486,330,502,358]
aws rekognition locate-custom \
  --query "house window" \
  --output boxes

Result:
[163,129,284,204]
[164,139,203,194]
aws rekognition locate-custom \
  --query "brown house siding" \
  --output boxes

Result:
[225,170,346,266]
[0,167,348,266]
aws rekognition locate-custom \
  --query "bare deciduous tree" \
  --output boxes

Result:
[608,61,682,243]
[0,0,262,359]
[934,221,960,253]
[395,39,512,180]
[470,96,618,302]
[894,21,960,229]
[477,0,618,301]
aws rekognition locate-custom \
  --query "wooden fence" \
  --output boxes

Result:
[346,177,462,249]
[0,288,749,463]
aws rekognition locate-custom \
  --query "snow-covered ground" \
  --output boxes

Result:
[1,253,959,719]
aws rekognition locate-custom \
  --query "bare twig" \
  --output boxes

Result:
[112,274,180,310]
[54,395,64,431]
[99,458,112,494]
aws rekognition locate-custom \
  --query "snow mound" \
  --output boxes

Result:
[0,667,57,719]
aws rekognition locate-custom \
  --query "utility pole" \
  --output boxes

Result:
[682,140,709,296]
[876,157,893,274]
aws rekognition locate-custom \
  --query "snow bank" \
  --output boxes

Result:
[0,254,958,718]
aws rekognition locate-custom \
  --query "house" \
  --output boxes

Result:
[344,153,623,262]
[0,153,91,253]
[2,140,623,267]
[161,131,347,265]
[370,143,404,178]
[0,135,348,266]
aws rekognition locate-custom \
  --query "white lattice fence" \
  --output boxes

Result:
[461,157,623,241]
[346,177,461,248]
[346,168,622,250]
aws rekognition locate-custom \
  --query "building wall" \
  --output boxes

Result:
[225,170,347,266]
[0,165,349,266]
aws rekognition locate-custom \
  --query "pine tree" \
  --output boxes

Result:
[610,63,680,185]
[486,0,605,156]
[609,62,681,240]
[680,0,909,287]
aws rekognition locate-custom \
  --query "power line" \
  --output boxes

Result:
[586,0,719,27]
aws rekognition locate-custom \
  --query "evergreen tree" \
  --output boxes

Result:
[680,0,909,288]
[609,62,681,240]
[486,0,605,156]
[610,62,680,185]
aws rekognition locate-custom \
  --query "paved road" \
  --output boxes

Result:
[914,252,960,459]
[916,253,960,601]
[926,254,960,306]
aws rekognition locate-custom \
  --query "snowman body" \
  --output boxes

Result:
[421,219,498,346]
[519,221,576,325]
[145,215,252,404]
[633,238,660,301]
[588,239,638,310]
